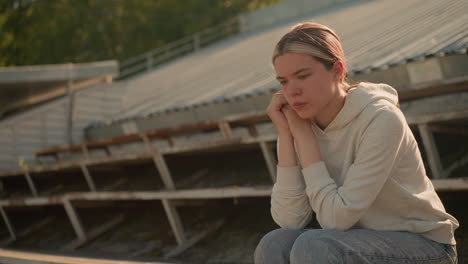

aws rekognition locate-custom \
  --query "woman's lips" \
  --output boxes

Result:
[292,102,307,109]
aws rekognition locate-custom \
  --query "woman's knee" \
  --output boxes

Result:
[290,229,344,264]
[254,228,305,264]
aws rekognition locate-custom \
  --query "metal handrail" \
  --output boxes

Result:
[118,18,240,79]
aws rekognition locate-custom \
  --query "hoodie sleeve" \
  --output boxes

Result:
[302,107,406,230]
[270,138,313,229]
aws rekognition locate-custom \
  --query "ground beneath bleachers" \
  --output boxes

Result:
[1,191,466,264]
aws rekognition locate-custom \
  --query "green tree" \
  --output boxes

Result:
[0,0,279,66]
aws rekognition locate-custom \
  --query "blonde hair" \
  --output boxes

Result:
[272,22,356,89]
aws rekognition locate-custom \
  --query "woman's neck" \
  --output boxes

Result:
[315,84,348,130]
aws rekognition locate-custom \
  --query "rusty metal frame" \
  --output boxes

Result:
[80,163,97,192]
[63,199,86,242]
[23,170,38,197]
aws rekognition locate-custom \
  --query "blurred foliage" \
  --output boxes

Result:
[0,0,278,66]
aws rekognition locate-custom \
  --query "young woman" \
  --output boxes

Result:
[254,22,459,263]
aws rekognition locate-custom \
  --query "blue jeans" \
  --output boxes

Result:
[254,228,457,263]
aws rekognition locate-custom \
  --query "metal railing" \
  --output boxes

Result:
[118,18,240,79]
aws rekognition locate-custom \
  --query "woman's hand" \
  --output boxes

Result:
[281,104,313,140]
[267,92,291,136]
[282,104,322,167]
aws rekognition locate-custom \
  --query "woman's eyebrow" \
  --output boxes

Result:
[276,67,311,80]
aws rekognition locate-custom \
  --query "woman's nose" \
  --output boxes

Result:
[285,82,302,97]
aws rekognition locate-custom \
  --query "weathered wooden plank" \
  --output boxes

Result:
[224,111,269,127]
[0,177,467,210]
[64,186,273,201]
[145,120,219,139]
[35,119,220,157]
[0,196,62,207]
[407,109,468,125]
[429,124,468,136]
[35,114,253,159]
[29,160,82,173]
[161,138,242,155]
[241,134,277,144]
[398,81,468,101]
[0,248,170,264]
[0,137,247,179]
[0,186,273,209]
[432,177,468,191]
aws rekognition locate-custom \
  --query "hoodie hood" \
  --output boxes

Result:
[322,82,399,132]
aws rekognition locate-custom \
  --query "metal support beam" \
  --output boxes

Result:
[260,141,276,182]
[248,124,259,137]
[218,120,233,139]
[0,207,16,241]
[54,153,61,162]
[152,152,176,190]
[104,146,112,156]
[418,124,444,179]
[162,199,186,245]
[141,134,176,190]
[63,199,86,242]
[81,144,91,160]
[23,170,38,197]
[80,163,97,192]
[167,137,175,147]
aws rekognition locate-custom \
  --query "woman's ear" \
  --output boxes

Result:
[333,60,345,81]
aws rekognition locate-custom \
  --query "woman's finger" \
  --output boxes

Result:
[273,94,288,109]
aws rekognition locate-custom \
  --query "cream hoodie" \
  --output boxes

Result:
[271,82,459,245]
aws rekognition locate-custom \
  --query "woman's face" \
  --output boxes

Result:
[274,52,339,120]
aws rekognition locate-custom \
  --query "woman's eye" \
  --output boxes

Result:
[279,80,287,85]
[298,74,310,79]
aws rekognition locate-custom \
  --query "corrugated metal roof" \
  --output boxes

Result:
[89,0,468,128]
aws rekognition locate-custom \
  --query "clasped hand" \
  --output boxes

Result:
[266,92,314,139]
